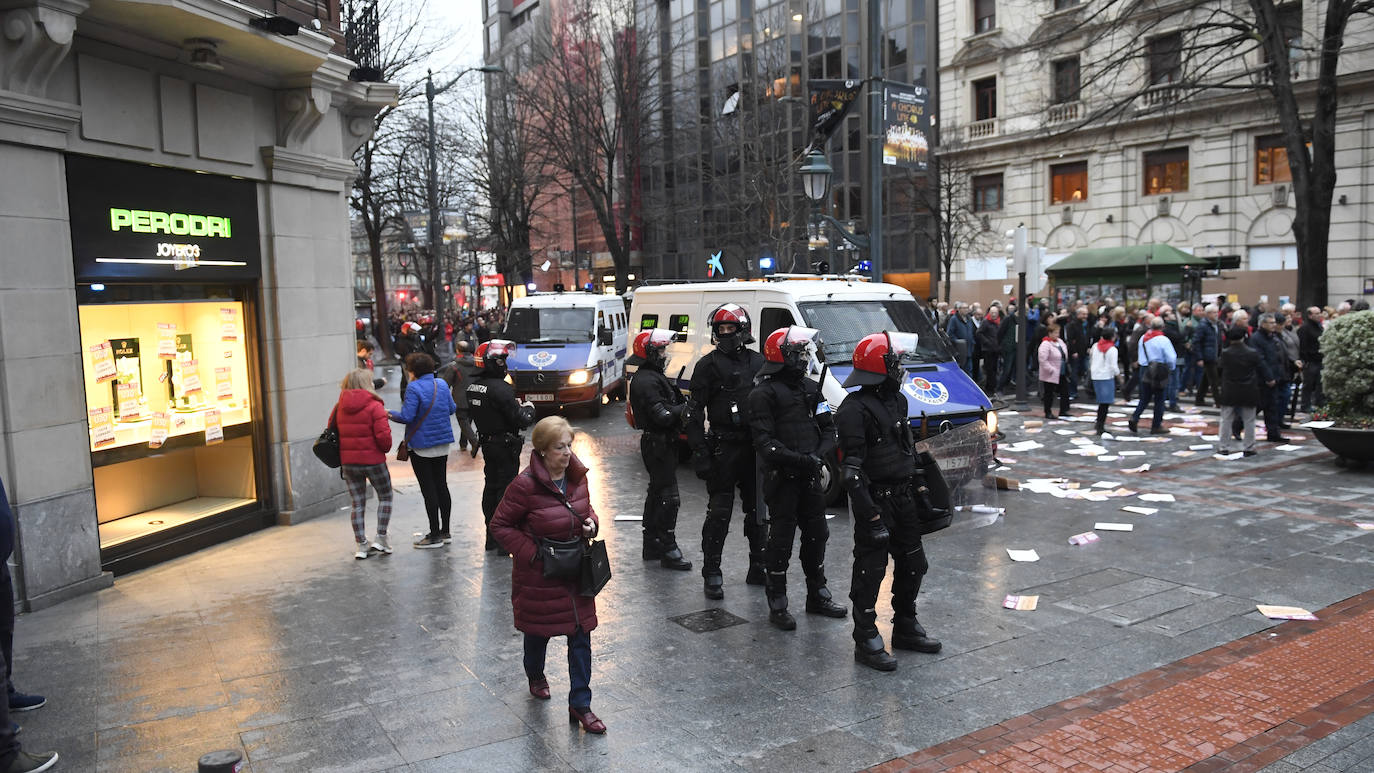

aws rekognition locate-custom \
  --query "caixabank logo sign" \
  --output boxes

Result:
[67,155,261,282]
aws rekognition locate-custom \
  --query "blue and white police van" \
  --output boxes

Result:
[502,291,630,416]
[627,276,996,504]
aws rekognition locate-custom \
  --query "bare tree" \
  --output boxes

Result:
[349,0,448,358]
[1036,0,1373,307]
[902,139,995,303]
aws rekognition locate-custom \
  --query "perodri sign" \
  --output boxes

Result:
[109,208,232,238]
[156,242,202,270]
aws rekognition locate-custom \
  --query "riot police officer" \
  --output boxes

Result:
[748,326,847,630]
[835,332,951,671]
[467,339,535,554]
[627,328,692,571]
[687,303,765,600]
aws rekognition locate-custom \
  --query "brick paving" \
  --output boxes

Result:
[866,589,1374,773]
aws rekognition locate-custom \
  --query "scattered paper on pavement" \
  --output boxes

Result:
[1068,532,1099,546]
[1274,444,1304,451]
[1091,481,1120,488]
[1189,444,1214,450]
[1256,605,1318,621]
[1124,463,1151,473]
[1138,493,1175,503]
[1118,450,1146,457]
[1097,455,1121,461]
[1214,452,1243,461]
[1003,594,1039,611]
[1095,522,1134,531]
[1121,506,1158,516]
[1300,420,1334,429]
[1022,420,1043,429]
[1006,548,1040,562]
[614,515,644,521]
[1055,429,1077,436]
[1004,440,1044,452]
[1355,522,1374,530]
[1172,451,1197,457]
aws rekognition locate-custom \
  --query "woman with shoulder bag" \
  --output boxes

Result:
[330,369,393,560]
[388,353,457,549]
[490,416,606,735]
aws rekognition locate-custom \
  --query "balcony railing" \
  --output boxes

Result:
[1140,83,1180,108]
[967,118,998,141]
[1047,101,1080,124]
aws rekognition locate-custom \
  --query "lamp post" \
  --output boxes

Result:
[426,64,502,352]
[799,150,870,274]
[396,244,413,306]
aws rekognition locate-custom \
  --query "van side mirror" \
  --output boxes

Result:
[597,328,613,346]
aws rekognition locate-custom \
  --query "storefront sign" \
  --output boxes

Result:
[149,412,169,449]
[215,367,233,400]
[204,409,223,445]
[89,406,116,447]
[220,307,239,341]
[66,156,261,282]
[881,82,929,171]
[116,382,141,421]
[89,341,117,382]
[479,273,505,287]
[157,324,177,359]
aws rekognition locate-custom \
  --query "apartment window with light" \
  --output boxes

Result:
[1148,32,1181,85]
[973,77,997,121]
[1050,160,1088,204]
[1255,134,1293,184]
[973,173,1003,211]
[1052,57,1080,103]
[973,0,996,34]
[1143,147,1189,194]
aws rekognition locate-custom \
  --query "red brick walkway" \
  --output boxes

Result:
[868,589,1374,773]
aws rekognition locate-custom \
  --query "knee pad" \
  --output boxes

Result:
[901,545,928,578]
[799,518,829,547]
[664,490,681,512]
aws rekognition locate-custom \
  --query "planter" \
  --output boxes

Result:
[1312,426,1374,468]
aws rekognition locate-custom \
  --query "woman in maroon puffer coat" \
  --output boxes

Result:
[490,416,606,734]
[328,369,393,560]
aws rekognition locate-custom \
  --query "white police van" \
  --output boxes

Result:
[627,276,996,504]
[502,291,630,416]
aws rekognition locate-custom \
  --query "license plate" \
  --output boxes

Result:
[527,393,554,402]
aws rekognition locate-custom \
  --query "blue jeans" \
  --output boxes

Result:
[524,629,592,708]
[1131,381,1166,431]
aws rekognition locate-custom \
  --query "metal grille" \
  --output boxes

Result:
[345,0,381,81]
[669,608,749,633]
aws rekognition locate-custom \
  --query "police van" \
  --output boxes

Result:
[502,291,630,416]
[627,276,996,504]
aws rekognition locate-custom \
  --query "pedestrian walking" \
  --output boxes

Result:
[1128,317,1176,435]
[747,326,847,630]
[1089,328,1122,435]
[468,339,536,554]
[389,353,458,549]
[687,303,766,600]
[1217,325,1262,456]
[1036,325,1071,419]
[489,416,606,735]
[438,341,481,452]
[330,370,394,559]
[0,474,58,773]
[627,328,691,571]
[836,332,950,672]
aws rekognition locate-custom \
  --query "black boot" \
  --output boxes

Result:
[854,635,897,672]
[702,562,724,600]
[891,617,942,653]
[745,522,767,585]
[659,545,692,571]
[767,596,796,631]
[746,564,766,586]
[805,586,848,618]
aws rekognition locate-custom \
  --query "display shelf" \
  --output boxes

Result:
[98,496,257,549]
[90,422,254,468]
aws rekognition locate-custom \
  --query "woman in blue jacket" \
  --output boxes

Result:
[390,353,458,548]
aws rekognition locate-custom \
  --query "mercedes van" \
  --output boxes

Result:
[502,291,630,416]
[627,277,996,504]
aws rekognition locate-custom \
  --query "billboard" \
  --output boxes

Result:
[808,79,863,148]
[882,83,930,170]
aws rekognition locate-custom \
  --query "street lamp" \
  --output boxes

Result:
[426,64,503,351]
[797,151,869,273]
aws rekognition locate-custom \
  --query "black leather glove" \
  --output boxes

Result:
[805,453,825,476]
[692,450,712,480]
[858,515,890,548]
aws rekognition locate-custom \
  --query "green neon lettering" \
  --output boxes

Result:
[108,208,233,237]
[110,209,133,231]
[169,213,190,235]
[132,210,152,233]
[149,211,169,233]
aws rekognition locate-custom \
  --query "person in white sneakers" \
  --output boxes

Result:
[329,369,394,559]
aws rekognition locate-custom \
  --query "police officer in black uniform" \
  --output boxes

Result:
[835,332,951,671]
[627,328,692,571]
[747,326,847,630]
[687,303,765,600]
[467,339,535,554]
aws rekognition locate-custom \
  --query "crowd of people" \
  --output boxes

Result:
[929,294,1370,438]
[358,305,509,361]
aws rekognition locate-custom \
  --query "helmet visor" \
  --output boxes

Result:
[884,332,919,360]
[485,339,516,358]
[781,326,821,351]
[646,328,676,348]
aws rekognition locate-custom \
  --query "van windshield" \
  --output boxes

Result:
[798,300,951,364]
[504,308,595,344]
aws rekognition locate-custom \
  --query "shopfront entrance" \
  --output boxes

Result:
[66,155,274,573]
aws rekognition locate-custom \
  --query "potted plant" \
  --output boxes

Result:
[1309,309,1374,467]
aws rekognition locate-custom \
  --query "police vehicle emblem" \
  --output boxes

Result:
[903,376,949,405]
[529,351,557,369]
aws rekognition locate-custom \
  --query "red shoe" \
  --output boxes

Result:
[528,677,550,700]
[569,706,607,734]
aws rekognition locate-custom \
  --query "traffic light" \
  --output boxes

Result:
[1004,225,1028,275]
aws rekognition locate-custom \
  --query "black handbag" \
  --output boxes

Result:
[538,536,584,581]
[579,539,612,596]
[313,426,341,468]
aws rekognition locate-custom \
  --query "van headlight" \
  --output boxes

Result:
[986,411,999,436]
[567,369,591,386]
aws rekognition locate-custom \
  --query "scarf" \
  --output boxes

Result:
[1141,330,1164,343]
[1095,339,1115,354]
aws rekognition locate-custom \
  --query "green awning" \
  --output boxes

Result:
[1047,244,1198,274]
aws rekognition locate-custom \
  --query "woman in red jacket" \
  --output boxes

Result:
[490,416,605,734]
[329,370,394,560]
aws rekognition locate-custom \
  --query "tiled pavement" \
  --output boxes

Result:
[9,387,1374,772]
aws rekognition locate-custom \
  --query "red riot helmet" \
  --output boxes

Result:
[842,331,918,387]
[475,339,515,370]
[629,328,675,369]
[708,303,753,351]
[759,326,820,377]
